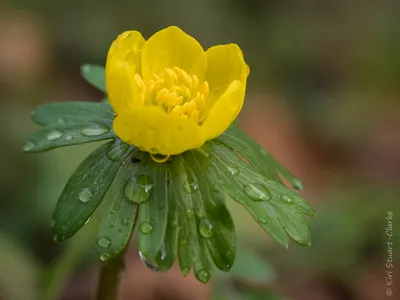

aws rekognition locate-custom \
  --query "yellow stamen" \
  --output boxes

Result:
[133,67,209,124]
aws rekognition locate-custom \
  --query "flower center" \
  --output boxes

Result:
[134,67,209,124]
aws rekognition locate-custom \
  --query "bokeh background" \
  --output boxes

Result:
[1,0,399,299]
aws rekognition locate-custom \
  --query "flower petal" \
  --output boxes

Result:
[106,31,145,114]
[204,44,248,111]
[114,106,205,155]
[141,26,206,82]
[201,79,246,140]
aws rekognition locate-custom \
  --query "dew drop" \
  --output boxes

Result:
[107,139,128,161]
[182,180,198,194]
[57,117,66,124]
[227,166,239,176]
[97,237,111,248]
[121,218,130,226]
[84,217,91,225]
[198,218,213,238]
[23,141,36,152]
[125,175,154,204]
[186,209,193,219]
[46,129,63,141]
[50,220,55,228]
[244,183,271,202]
[139,251,159,272]
[182,268,190,276]
[281,194,293,204]
[81,123,110,137]
[139,222,154,234]
[169,220,178,228]
[292,177,303,191]
[64,134,73,141]
[196,269,211,283]
[225,250,233,258]
[79,187,94,203]
[53,234,59,242]
[100,253,110,261]
[258,217,267,224]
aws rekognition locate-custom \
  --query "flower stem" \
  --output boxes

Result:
[95,252,125,300]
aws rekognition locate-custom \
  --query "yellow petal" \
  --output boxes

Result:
[141,26,206,82]
[105,31,145,114]
[114,106,205,155]
[200,79,246,140]
[204,44,248,111]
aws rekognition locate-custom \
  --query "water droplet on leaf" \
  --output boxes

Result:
[140,222,154,234]
[63,134,73,141]
[182,180,198,194]
[227,166,239,176]
[281,194,293,204]
[244,183,271,201]
[125,175,154,204]
[81,123,110,136]
[292,177,303,191]
[100,253,110,261]
[182,268,190,276]
[23,141,35,152]
[121,218,130,226]
[46,129,63,141]
[50,220,55,228]
[84,217,91,225]
[97,237,111,248]
[79,187,94,203]
[196,269,211,283]
[139,251,159,272]
[198,218,213,238]
[258,217,267,224]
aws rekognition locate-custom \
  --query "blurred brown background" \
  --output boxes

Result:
[0,0,399,299]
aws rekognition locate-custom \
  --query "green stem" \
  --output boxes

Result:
[95,252,125,300]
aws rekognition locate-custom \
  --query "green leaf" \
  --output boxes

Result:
[30,101,113,126]
[135,153,169,261]
[230,248,275,282]
[96,141,138,261]
[52,140,135,241]
[219,126,304,191]
[81,64,106,92]
[217,127,280,182]
[182,150,236,272]
[206,141,314,247]
[170,155,214,283]
[155,177,178,271]
[23,121,116,153]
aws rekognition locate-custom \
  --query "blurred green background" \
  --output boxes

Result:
[0,0,399,299]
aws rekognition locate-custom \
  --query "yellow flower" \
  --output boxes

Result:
[106,26,249,157]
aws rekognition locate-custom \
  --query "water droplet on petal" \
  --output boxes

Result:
[125,175,154,204]
[81,123,110,136]
[79,187,94,203]
[121,218,130,226]
[139,222,154,234]
[281,194,293,204]
[182,180,198,194]
[46,129,63,141]
[23,141,36,152]
[97,237,111,248]
[227,166,239,176]
[196,269,211,283]
[198,218,213,238]
[244,183,271,201]
[139,251,159,272]
[292,177,303,191]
